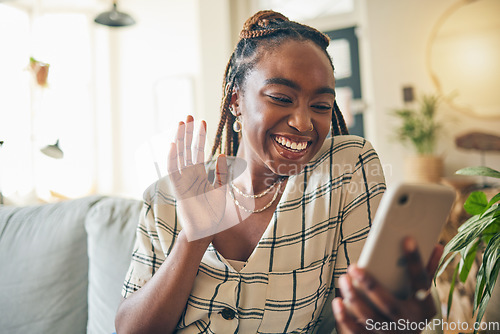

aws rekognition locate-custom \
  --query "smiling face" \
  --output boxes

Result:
[234,39,335,177]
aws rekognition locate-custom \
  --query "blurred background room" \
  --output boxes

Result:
[0,0,499,203]
[1,1,500,332]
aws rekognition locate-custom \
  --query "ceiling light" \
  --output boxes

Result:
[41,140,64,159]
[94,1,135,27]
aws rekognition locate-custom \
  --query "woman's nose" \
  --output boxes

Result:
[287,107,313,132]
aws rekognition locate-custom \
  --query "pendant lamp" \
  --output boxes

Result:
[41,139,64,159]
[94,1,135,27]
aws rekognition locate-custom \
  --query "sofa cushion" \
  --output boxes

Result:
[0,196,102,334]
[85,197,142,334]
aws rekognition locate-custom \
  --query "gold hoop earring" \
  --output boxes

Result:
[233,116,242,133]
[309,123,314,131]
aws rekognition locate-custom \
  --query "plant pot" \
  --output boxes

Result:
[404,155,443,183]
[29,58,50,87]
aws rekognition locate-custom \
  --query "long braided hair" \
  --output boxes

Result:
[210,10,349,158]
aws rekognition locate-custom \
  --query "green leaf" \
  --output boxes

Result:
[459,239,479,282]
[483,233,500,292]
[447,264,460,320]
[472,235,499,330]
[481,203,500,218]
[475,288,491,328]
[488,193,500,208]
[482,209,500,236]
[456,166,500,179]
[393,109,413,118]
[445,213,492,254]
[390,93,441,154]
[439,181,500,331]
[457,214,482,233]
[464,191,488,215]
[435,252,459,281]
[488,260,500,298]
[474,265,485,313]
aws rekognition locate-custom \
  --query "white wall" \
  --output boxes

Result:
[359,0,500,186]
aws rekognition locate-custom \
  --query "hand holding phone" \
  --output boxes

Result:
[357,183,455,299]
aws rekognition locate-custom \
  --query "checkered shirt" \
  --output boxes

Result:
[122,135,386,333]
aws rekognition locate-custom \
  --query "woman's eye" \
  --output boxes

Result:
[269,95,292,104]
[312,104,332,112]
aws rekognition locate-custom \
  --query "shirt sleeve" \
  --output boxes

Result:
[121,178,179,298]
[333,138,386,287]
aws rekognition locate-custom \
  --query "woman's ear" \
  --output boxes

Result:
[229,87,241,117]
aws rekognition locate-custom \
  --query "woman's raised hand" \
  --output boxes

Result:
[166,115,229,242]
[333,238,443,334]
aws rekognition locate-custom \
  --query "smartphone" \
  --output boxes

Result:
[357,183,455,299]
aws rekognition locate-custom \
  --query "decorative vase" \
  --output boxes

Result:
[404,155,443,183]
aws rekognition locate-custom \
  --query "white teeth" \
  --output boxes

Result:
[274,136,308,152]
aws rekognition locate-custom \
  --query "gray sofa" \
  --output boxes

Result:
[0,196,143,334]
[1,196,498,334]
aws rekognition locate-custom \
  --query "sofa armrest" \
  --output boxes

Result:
[85,196,143,334]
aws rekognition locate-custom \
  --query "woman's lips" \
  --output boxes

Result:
[272,135,311,160]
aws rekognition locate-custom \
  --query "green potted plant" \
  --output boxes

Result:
[391,94,443,183]
[436,166,500,331]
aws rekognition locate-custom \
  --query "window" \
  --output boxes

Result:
[325,27,364,137]
[0,5,94,201]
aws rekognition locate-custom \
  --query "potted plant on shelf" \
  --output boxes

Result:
[436,166,500,331]
[29,57,50,87]
[391,94,443,183]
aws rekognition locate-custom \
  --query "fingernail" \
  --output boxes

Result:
[348,265,375,290]
[332,298,344,319]
[339,275,353,300]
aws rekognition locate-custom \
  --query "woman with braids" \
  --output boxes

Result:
[116,10,442,333]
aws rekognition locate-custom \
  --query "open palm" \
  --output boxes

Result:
[166,116,229,241]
